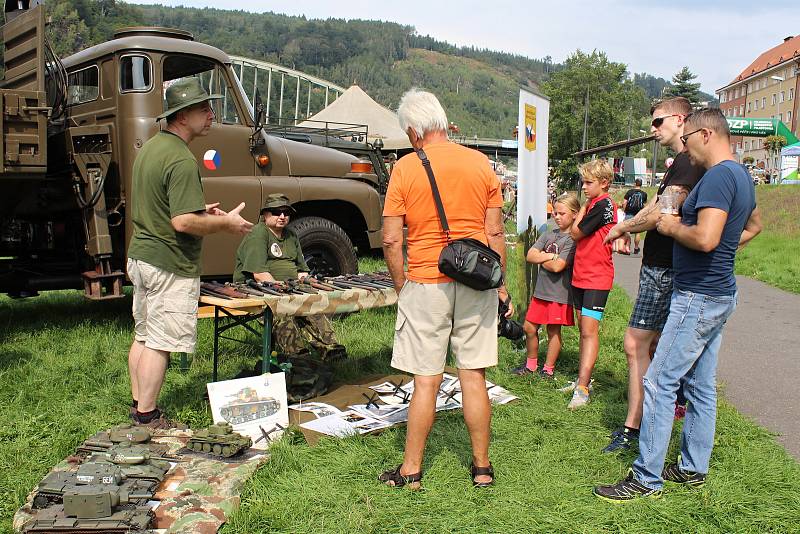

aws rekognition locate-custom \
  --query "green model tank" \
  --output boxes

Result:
[23,503,153,533]
[31,463,157,509]
[186,422,252,457]
[219,387,280,425]
[77,423,171,457]
[87,443,178,482]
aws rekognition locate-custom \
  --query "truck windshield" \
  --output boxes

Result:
[162,55,244,125]
[231,68,255,123]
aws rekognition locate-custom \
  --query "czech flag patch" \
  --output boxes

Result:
[203,149,221,170]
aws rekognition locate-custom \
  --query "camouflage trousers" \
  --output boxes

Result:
[272,314,341,359]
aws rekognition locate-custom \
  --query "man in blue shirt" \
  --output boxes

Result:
[594,108,762,501]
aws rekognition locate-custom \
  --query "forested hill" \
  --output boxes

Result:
[32,1,713,140]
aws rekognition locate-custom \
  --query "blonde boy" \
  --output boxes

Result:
[562,160,617,409]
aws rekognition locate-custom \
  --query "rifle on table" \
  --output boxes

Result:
[204,281,250,299]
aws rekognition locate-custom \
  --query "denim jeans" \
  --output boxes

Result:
[632,289,737,489]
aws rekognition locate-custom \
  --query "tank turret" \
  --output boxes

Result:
[186,422,252,457]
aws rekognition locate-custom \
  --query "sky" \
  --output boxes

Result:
[131,0,800,95]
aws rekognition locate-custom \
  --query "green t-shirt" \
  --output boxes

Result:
[233,223,309,282]
[127,131,206,278]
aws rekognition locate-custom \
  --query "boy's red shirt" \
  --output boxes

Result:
[572,193,617,290]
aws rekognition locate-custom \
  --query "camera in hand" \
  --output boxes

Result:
[498,296,524,340]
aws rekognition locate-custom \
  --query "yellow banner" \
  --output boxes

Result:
[524,103,537,151]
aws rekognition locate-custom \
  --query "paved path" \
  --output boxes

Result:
[614,253,800,460]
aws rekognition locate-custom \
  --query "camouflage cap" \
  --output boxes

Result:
[157,78,222,121]
[262,193,296,213]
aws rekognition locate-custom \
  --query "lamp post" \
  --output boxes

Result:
[771,75,785,182]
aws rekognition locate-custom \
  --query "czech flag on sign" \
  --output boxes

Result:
[203,149,221,170]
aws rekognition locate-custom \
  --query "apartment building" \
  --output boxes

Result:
[717,35,800,170]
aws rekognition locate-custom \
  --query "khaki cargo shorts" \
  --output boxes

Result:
[127,258,200,354]
[391,280,499,376]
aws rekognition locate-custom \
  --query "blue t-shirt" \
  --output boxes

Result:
[673,160,755,296]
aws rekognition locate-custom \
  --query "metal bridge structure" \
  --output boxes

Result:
[229,55,346,124]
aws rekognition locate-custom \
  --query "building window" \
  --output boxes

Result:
[780,91,785,103]
[790,88,795,100]
[755,99,759,110]
[740,104,744,115]
[748,101,752,112]
[779,113,783,122]
[762,96,767,107]
[737,142,742,150]
[772,94,777,105]
[789,111,793,122]
[745,140,750,150]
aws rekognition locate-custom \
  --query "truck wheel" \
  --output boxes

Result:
[288,217,358,277]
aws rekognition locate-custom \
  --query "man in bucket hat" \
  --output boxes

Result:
[234,193,346,399]
[126,77,254,429]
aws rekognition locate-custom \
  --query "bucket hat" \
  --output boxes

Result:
[261,193,296,213]
[156,78,222,121]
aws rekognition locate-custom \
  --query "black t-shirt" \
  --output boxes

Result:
[642,152,705,268]
[624,189,648,214]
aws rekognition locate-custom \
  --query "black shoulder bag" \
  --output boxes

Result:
[416,149,503,291]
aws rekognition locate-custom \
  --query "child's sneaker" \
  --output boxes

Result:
[537,368,555,380]
[602,427,639,453]
[567,385,590,409]
[558,379,593,393]
[511,363,535,376]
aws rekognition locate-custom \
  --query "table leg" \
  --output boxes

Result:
[213,305,220,382]
[262,306,273,375]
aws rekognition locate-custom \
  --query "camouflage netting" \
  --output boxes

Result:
[14,429,268,533]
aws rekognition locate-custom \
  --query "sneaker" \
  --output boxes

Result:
[609,426,624,439]
[558,379,594,393]
[511,363,536,376]
[593,469,662,502]
[662,463,706,488]
[537,368,555,380]
[132,409,188,430]
[567,386,590,409]
[602,427,639,453]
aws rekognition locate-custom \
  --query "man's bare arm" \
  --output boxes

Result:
[739,206,762,248]
[172,202,253,236]
[485,207,513,316]
[657,207,728,253]
[604,185,691,243]
[382,215,406,294]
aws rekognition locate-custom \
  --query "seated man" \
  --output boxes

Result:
[233,194,345,397]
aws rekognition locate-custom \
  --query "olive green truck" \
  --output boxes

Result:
[0,1,386,299]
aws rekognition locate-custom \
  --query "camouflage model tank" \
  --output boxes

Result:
[219,387,280,425]
[77,423,170,457]
[186,422,252,457]
[23,502,153,533]
[31,463,157,510]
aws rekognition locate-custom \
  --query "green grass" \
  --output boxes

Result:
[735,185,800,294]
[2,251,800,533]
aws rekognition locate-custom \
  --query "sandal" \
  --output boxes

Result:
[379,465,423,489]
[471,462,495,488]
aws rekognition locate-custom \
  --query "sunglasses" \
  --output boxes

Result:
[269,208,292,217]
[651,114,682,128]
[680,128,704,145]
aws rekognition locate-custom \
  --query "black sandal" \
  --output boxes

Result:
[471,462,495,488]
[379,465,423,489]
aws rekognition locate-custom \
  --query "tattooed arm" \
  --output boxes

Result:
[604,185,691,244]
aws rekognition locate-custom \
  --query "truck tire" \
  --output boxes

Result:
[287,217,358,277]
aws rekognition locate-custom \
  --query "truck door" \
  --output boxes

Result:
[161,55,261,276]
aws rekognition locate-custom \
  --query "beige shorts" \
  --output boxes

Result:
[391,280,498,376]
[127,258,200,354]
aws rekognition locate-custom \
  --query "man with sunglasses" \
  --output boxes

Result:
[595,108,761,501]
[233,194,344,390]
[601,97,703,453]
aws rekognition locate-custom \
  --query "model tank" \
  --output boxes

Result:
[219,387,280,424]
[186,422,252,457]
[32,464,157,509]
[86,443,178,482]
[23,503,153,533]
[77,423,170,457]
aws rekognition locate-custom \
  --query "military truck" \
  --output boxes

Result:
[0,1,385,299]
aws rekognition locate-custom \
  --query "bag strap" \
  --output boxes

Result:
[416,149,451,241]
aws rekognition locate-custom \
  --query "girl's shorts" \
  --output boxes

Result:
[525,297,575,326]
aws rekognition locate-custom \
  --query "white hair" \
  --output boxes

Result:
[397,88,448,139]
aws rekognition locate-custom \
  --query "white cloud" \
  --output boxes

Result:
[130,0,800,94]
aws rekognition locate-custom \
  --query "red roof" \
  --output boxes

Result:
[729,35,800,86]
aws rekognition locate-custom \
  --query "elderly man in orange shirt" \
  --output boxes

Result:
[379,89,512,489]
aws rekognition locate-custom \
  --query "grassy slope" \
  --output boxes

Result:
[735,185,800,294]
[1,250,799,532]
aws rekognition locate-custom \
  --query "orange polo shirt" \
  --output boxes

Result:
[383,141,503,283]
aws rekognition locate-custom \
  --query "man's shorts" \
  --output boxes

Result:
[391,280,498,376]
[572,287,610,321]
[127,258,200,354]
[629,264,673,331]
